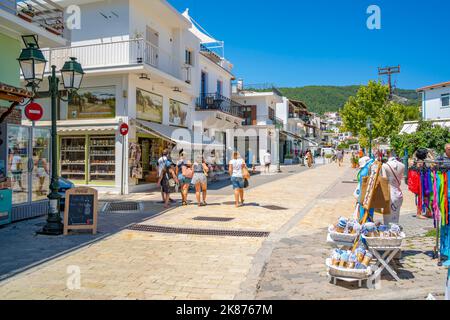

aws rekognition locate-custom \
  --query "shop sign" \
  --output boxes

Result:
[63,187,98,235]
[24,102,43,121]
[119,123,129,136]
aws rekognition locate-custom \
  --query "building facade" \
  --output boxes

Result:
[401,81,450,134]
[25,0,243,194]
[0,0,69,221]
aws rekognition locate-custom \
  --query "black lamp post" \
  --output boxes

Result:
[366,117,373,158]
[19,38,84,235]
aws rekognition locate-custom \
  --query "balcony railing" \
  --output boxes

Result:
[40,39,190,82]
[0,0,65,37]
[200,44,232,73]
[196,93,244,118]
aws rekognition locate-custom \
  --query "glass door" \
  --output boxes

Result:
[7,125,30,205]
[32,128,51,202]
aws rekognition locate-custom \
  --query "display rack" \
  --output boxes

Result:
[60,137,86,182]
[89,136,115,182]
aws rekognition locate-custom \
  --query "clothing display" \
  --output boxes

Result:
[408,162,450,260]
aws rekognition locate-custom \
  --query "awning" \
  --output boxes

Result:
[135,119,225,149]
[281,130,302,140]
[182,9,220,44]
[400,120,450,134]
[58,125,118,133]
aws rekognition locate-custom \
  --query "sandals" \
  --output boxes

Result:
[182,201,187,206]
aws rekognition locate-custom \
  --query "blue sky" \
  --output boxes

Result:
[170,0,450,89]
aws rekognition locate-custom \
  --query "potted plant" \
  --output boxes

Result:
[351,155,359,168]
[19,4,35,22]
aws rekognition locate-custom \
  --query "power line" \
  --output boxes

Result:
[378,65,400,99]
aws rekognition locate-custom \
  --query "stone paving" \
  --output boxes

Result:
[0,158,446,300]
[255,169,447,300]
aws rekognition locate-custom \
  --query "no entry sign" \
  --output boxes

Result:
[119,123,129,136]
[24,102,43,122]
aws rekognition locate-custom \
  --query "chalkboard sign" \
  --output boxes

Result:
[64,187,98,235]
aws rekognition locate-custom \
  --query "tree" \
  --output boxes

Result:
[341,81,407,148]
[390,120,450,157]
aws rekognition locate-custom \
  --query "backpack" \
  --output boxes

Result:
[182,165,194,179]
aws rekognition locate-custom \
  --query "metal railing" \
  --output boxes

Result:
[0,0,65,37]
[196,93,244,118]
[40,39,188,82]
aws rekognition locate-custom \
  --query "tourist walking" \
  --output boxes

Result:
[263,150,271,174]
[229,151,247,207]
[176,151,193,206]
[157,149,175,204]
[157,160,179,209]
[336,149,344,167]
[191,155,209,206]
[306,149,313,168]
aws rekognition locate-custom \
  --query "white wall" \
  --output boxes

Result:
[127,74,195,127]
[199,55,232,98]
[70,0,131,45]
[422,87,450,120]
[276,97,289,130]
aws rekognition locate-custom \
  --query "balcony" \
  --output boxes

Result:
[196,93,244,118]
[0,0,65,37]
[40,39,190,83]
[200,44,232,73]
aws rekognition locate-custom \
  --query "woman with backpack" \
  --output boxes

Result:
[157,160,179,209]
[176,152,193,206]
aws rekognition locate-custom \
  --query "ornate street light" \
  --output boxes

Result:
[61,57,84,90]
[17,42,47,88]
[18,40,84,235]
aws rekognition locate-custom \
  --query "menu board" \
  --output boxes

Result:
[63,187,98,235]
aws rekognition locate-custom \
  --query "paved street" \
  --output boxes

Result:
[0,159,447,300]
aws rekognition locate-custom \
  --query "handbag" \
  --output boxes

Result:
[244,178,249,188]
[242,165,250,180]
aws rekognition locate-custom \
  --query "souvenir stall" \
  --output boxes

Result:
[407,159,450,264]
[326,160,406,287]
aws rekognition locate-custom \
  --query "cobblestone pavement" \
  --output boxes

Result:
[0,159,446,300]
[0,161,343,300]
[255,169,447,300]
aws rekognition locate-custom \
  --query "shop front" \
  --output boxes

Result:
[0,123,51,221]
[128,132,172,187]
[59,133,117,187]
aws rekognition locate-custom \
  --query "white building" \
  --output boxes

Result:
[400,81,450,134]
[25,0,241,194]
[231,86,284,167]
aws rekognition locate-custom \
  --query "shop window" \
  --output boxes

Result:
[60,135,116,186]
[136,88,163,123]
[68,86,116,120]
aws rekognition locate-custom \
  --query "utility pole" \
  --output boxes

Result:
[378,65,400,99]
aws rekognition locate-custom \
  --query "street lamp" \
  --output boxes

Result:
[366,117,373,158]
[17,39,46,90]
[19,39,84,235]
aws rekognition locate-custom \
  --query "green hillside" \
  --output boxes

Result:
[276,86,420,114]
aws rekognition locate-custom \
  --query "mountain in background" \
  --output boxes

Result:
[276,85,420,114]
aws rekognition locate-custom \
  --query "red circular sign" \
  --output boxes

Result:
[24,102,43,122]
[119,123,129,136]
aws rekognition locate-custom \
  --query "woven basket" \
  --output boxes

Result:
[326,258,372,279]
[328,226,358,243]
[362,232,405,248]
